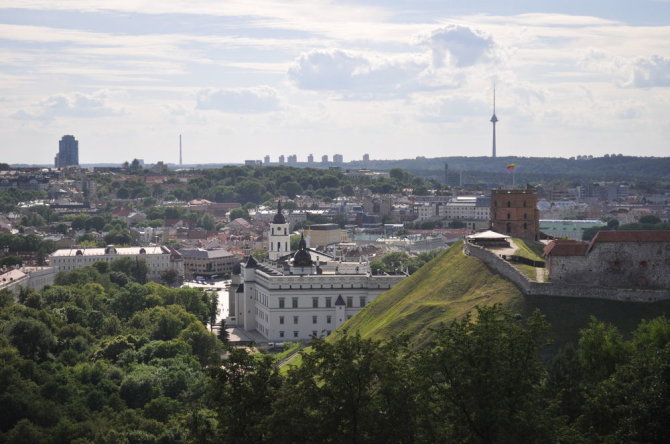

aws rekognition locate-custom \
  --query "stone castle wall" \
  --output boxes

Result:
[465,242,670,303]
[550,241,670,289]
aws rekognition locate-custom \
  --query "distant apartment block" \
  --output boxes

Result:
[55,135,79,168]
[333,154,343,164]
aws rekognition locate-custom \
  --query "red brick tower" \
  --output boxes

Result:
[490,188,539,240]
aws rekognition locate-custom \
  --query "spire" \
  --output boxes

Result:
[272,200,286,224]
[490,84,498,158]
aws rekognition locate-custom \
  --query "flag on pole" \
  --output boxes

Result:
[506,163,516,170]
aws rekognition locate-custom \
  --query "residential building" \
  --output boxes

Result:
[180,248,239,280]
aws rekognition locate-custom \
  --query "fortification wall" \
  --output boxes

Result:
[465,242,670,303]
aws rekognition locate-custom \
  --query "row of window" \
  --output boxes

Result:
[279,330,332,338]
[277,296,366,309]
[280,315,333,325]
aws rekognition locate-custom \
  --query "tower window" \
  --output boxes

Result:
[507,201,511,208]
[507,213,511,220]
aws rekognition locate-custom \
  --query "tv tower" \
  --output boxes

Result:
[490,86,498,158]
[179,134,183,165]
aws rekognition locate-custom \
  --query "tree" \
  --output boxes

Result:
[415,305,555,443]
[218,319,229,344]
[268,334,417,443]
[208,291,219,331]
[6,318,55,361]
[228,207,249,221]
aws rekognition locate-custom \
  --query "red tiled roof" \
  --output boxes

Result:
[543,239,589,257]
[587,230,670,253]
[591,230,670,243]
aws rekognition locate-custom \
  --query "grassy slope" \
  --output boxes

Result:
[330,240,670,352]
[282,240,670,368]
[328,240,524,348]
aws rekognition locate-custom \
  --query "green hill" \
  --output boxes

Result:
[329,240,670,352]
[329,240,524,347]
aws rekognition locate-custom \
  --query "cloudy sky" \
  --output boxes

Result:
[2,1,670,165]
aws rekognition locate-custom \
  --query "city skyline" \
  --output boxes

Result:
[1,1,670,164]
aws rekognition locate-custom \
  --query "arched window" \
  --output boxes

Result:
[523,213,527,219]
[507,201,511,208]
[523,201,527,207]
[506,222,512,233]
[507,213,511,220]
[523,223,527,230]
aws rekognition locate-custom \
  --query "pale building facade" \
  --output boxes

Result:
[49,245,184,281]
[227,213,405,342]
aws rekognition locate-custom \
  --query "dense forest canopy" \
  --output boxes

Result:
[3,270,670,444]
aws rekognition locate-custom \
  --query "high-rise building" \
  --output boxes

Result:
[321,155,329,163]
[278,155,285,164]
[307,154,314,164]
[264,155,270,165]
[55,135,79,168]
[363,153,370,163]
[287,154,297,164]
[333,154,343,164]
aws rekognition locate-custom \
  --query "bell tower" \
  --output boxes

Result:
[268,201,290,261]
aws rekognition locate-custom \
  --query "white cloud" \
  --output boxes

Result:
[12,91,122,121]
[288,49,432,97]
[422,25,495,68]
[196,86,280,113]
[631,55,670,87]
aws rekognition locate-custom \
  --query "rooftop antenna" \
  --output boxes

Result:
[490,83,498,158]
[179,134,183,165]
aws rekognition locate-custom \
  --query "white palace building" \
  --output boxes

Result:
[227,204,406,342]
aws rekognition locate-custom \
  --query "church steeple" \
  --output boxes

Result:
[490,85,498,158]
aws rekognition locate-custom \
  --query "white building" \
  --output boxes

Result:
[49,245,184,281]
[439,196,491,221]
[227,213,406,342]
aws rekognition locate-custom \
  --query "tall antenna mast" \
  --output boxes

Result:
[179,134,183,165]
[490,84,498,158]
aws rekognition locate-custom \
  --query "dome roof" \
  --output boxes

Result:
[272,200,286,224]
[292,234,313,267]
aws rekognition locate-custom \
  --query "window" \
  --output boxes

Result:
[312,315,317,324]
[326,330,331,335]
[293,331,299,338]
[523,223,528,230]
[279,316,284,325]
[346,296,353,308]
[359,297,366,307]
[523,213,528,219]
[506,222,512,233]
[312,330,317,337]
[279,331,284,338]
[279,298,285,309]
[327,315,332,324]
[312,297,318,308]
[325,297,332,308]
[507,213,511,220]
[293,316,299,324]
[292,297,298,308]
[507,201,511,208]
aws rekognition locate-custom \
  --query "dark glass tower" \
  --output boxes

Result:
[55,135,79,167]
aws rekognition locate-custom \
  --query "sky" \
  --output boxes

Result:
[1,0,670,165]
